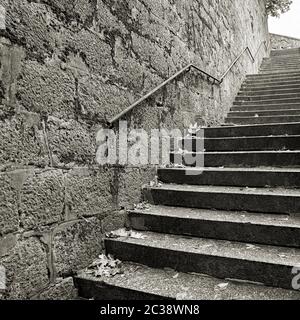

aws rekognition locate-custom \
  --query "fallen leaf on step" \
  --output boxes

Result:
[106,228,129,238]
[130,231,146,239]
[134,202,151,210]
[86,254,123,278]
[216,283,229,290]
[246,244,258,250]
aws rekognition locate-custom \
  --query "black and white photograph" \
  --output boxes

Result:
[0,0,300,312]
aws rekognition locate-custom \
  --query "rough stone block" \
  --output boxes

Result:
[18,59,75,118]
[0,113,49,167]
[19,169,65,230]
[118,167,156,209]
[65,167,116,218]
[41,0,95,26]
[0,233,17,257]
[2,0,58,61]
[53,217,103,276]
[63,29,113,76]
[0,236,49,299]
[77,75,134,122]
[101,210,127,233]
[36,277,77,300]
[47,117,97,166]
[0,39,25,116]
[0,171,20,235]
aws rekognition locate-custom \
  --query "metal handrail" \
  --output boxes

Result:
[220,41,269,82]
[220,47,255,82]
[108,40,268,126]
[108,64,220,125]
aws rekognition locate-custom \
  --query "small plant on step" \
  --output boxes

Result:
[187,123,202,137]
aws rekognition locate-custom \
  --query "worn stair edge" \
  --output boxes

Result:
[75,263,300,300]
[128,206,300,247]
[157,167,300,188]
[105,231,300,290]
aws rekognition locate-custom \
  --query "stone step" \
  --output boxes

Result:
[144,184,300,214]
[158,167,300,188]
[170,150,300,167]
[260,68,300,74]
[262,63,300,68]
[261,63,300,69]
[262,64,300,69]
[128,206,300,247]
[105,231,300,290]
[244,78,300,87]
[226,115,300,125]
[245,80,300,88]
[242,84,300,92]
[271,49,300,56]
[245,75,300,83]
[248,70,300,77]
[238,88,300,96]
[262,58,300,62]
[264,56,300,60]
[246,73,300,82]
[260,65,300,70]
[236,93,300,102]
[261,62,300,67]
[231,104,300,111]
[74,263,300,300]
[233,98,300,106]
[229,109,300,116]
[181,135,300,152]
[264,54,300,60]
[204,123,300,138]
[260,64,300,69]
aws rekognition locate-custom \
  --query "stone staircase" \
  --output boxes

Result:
[75,48,300,300]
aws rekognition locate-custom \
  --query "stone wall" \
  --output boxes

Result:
[270,33,300,50]
[0,0,269,299]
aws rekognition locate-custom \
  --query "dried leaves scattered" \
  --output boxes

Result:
[106,228,147,239]
[133,202,151,210]
[86,254,123,278]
